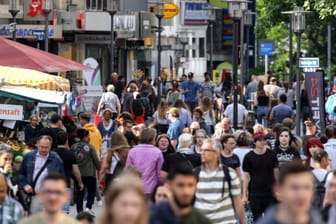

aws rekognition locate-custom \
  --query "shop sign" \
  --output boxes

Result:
[163,3,179,19]
[114,14,138,38]
[182,2,209,26]
[83,58,102,86]
[0,24,62,39]
[80,86,103,117]
[0,104,23,120]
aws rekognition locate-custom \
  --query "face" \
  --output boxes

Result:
[169,174,197,208]
[205,74,210,81]
[308,146,322,156]
[0,152,12,167]
[155,186,168,204]
[30,116,38,126]
[279,131,290,147]
[79,118,86,127]
[194,111,201,120]
[195,133,206,145]
[158,138,169,151]
[123,122,133,133]
[224,137,236,152]
[200,142,219,164]
[222,119,231,131]
[255,139,266,149]
[276,172,313,214]
[188,76,193,82]
[0,176,7,204]
[103,111,112,120]
[37,138,52,157]
[110,190,144,224]
[39,180,69,214]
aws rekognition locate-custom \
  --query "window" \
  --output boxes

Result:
[86,0,107,11]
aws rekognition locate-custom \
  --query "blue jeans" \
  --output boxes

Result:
[257,106,268,127]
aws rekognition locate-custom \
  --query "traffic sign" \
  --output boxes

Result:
[260,41,274,56]
[299,57,319,68]
[163,3,179,19]
[32,30,45,41]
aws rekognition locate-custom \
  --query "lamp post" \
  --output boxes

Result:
[42,0,53,52]
[155,2,164,100]
[178,33,189,75]
[8,0,20,41]
[105,1,117,74]
[225,0,249,130]
[204,6,217,78]
[282,6,310,136]
[242,10,254,89]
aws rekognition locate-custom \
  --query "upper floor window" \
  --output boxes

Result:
[86,0,108,11]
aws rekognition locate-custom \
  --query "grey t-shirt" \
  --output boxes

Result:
[102,92,120,112]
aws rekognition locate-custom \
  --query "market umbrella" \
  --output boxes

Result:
[0,38,91,73]
[0,66,70,91]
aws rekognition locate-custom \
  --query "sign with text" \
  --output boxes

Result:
[0,24,62,39]
[0,104,23,120]
[24,0,53,21]
[305,71,326,132]
[182,2,208,26]
[163,3,179,19]
[260,41,274,56]
[299,58,320,68]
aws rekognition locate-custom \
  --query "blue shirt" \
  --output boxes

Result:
[167,119,184,141]
[182,81,199,103]
[271,104,293,124]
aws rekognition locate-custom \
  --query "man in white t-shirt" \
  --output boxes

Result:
[324,125,336,170]
[223,99,249,129]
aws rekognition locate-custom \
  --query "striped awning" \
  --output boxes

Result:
[0,66,70,91]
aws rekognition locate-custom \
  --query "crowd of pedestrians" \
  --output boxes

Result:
[2,71,336,223]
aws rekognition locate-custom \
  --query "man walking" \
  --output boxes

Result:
[182,72,199,112]
[126,128,163,196]
[18,135,64,214]
[19,173,79,224]
[195,139,246,224]
[270,94,294,125]
[256,161,323,224]
[242,131,279,221]
[79,113,102,158]
[150,163,211,224]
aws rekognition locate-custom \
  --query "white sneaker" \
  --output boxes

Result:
[85,208,95,216]
[97,200,103,207]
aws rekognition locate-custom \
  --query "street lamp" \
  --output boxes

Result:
[282,6,310,136]
[104,1,117,74]
[8,0,20,41]
[42,0,53,52]
[155,2,164,101]
[204,6,217,79]
[241,10,255,89]
[225,0,249,130]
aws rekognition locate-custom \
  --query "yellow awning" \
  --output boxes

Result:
[0,66,70,91]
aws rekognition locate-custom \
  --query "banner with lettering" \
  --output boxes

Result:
[305,71,326,132]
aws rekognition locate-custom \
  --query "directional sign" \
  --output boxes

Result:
[32,30,45,41]
[260,41,274,56]
[299,58,319,68]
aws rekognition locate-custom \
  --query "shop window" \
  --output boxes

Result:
[199,38,205,58]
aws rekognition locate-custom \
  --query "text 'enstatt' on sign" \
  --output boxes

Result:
[299,58,320,68]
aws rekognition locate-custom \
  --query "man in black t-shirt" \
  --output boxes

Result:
[55,131,83,214]
[242,131,279,222]
[38,114,64,149]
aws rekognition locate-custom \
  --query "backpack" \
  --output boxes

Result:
[325,95,336,116]
[312,171,329,208]
[194,165,233,203]
[139,92,151,117]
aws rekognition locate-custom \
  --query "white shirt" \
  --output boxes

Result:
[33,152,49,193]
[324,138,336,169]
[223,103,248,126]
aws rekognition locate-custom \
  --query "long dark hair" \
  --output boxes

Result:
[276,127,297,147]
[257,81,266,97]
[131,99,144,116]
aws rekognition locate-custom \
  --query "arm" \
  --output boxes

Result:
[274,167,279,183]
[72,164,83,190]
[243,113,248,130]
[157,153,164,181]
[242,172,250,204]
[233,195,247,224]
[99,153,109,184]
[160,171,168,181]
[91,146,101,170]
[97,96,104,114]
[117,98,121,115]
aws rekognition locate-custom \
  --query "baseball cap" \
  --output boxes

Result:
[253,131,266,142]
[50,114,62,123]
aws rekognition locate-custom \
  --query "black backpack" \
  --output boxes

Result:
[139,92,152,117]
[194,165,233,203]
[312,171,329,209]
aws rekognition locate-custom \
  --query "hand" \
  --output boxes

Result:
[24,185,33,193]
[241,195,249,205]
[3,164,12,174]
[98,183,104,193]
[79,183,84,191]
